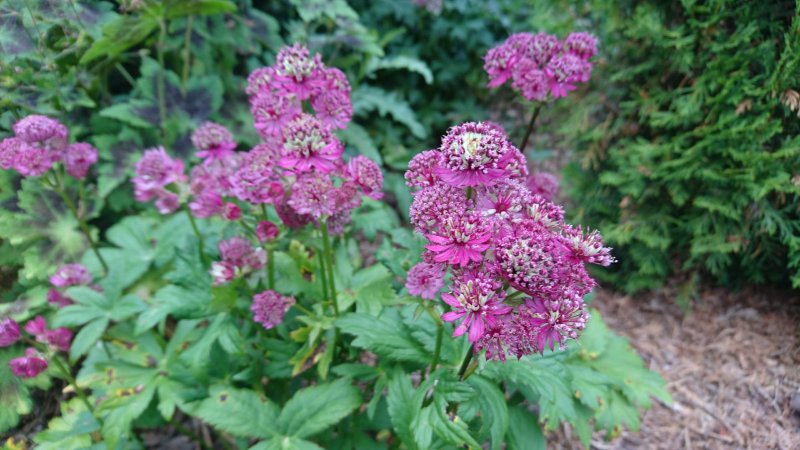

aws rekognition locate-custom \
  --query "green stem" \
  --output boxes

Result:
[320,222,338,317]
[519,103,543,152]
[429,320,443,377]
[156,18,168,138]
[52,181,108,274]
[260,204,269,222]
[267,248,275,290]
[293,303,314,316]
[185,206,208,265]
[50,355,97,417]
[457,346,474,381]
[506,290,525,301]
[181,15,194,95]
[317,247,330,303]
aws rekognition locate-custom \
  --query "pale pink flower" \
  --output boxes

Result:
[278,114,343,174]
[192,122,236,161]
[63,143,98,179]
[13,115,68,152]
[347,155,383,199]
[405,263,445,300]
[50,264,92,287]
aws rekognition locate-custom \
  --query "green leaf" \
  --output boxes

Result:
[353,85,427,138]
[387,368,418,448]
[338,123,382,165]
[164,0,237,18]
[467,375,508,450]
[506,406,545,450]
[336,309,431,365]
[250,437,325,450]
[366,56,434,84]
[277,378,362,439]
[188,385,279,439]
[338,263,395,315]
[430,396,481,449]
[70,317,110,359]
[0,349,34,433]
[33,398,99,449]
[81,14,157,64]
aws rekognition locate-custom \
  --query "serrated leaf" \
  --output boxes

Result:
[506,406,545,450]
[366,56,434,84]
[387,368,418,449]
[430,396,481,449]
[467,375,508,450]
[336,310,431,365]
[70,317,110,359]
[277,378,362,439]
[353,86,427,138]
[187,385,279,439]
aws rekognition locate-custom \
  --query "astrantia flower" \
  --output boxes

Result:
[441,271,512,343]
[0,317,20,347]
[47,289,73,308]
[0,137,23,170]
[511,61,549,101]
[546,53,590,98]
[9,348,48,378]
[275,196,313,229]
[222,202,241,221]
[405,263,445,300]
[526,172,559,200]
[13,115,68,152]
[189,190,224,218]
[499,147,529,180]
[518,293,589,352]
[245,67,277,97]
[45,328,73,352]
[484,43,520,88]
[274,43,322,100]
[315,67,351,94]
[250,90,302,140]
[231,146,283,205]
[409,183,470,233]
[405,150,442,188]
[192,122,237,161]
[474,317,513,361]
[563,32,597,60]
[425,214,492,266]
[256,221,280,243]
[524,194,565,229]
[14,145,54,177]
[288,173,337,219]
[24,316,47,337]
[154,191,180,214]
[278,114,343,173]
[134,147,185,190]
[64,143,98,179]
[437,122,512,187]
[251,290,295,330]
[50,264,92,288]
[525,32,562,66]
[311,89,352,130]
[347,155,384,199]
[210,261,236,285]
[218,236,266,272]
[562,225,616,266]
[476,179,530,221]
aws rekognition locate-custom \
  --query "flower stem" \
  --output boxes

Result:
[506,290,526,301]
[184,206,208,265]
[317,247,330,303]
[293,303,314,316]
[52,180,109,274]
[320,222,339,317]
[519,103,543,152]
[267,248,275,290]
[50,355,98,419]
[457,346,474,381]
[428,319,443,378]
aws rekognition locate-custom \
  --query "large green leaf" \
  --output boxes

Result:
[188,385,280,439]
[276,378,362,439]
[353,86,427,138]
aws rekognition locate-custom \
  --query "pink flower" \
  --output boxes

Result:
[13,115,68,152]
[245,67,277,97]
[475,179,530,221]
[24,316,48,338]
[526,172,559,200]
[0,137,24,170]
[251,290,295,329]
[47,289,74,308]
[230,146,283,204]
[484,42,520,88]
[275,196,313,229]
[562,225,616,266]
[189,190,224,218]
[314,67,351,94]
[288,173,338,219]
[154,190,180,214]
[132,147,185,196]
[9,348,48,378]
[511,61,549,101]
[250,90,302,140]
[14,145,54,177]
[524,32,562,66]
[519,293,589,352]
[311,89,352,129]
[409,183,470,234]
[563,32,597,60]
[63,143,98,179]
[50,264,92,287]
[274,43,323,100]
[425,214,492,266]
[441,271,512,343]
[210,261,236,285]
[222,202,241,221]
[436,122,513,187]
[45,328,73,352]
[192,122,237,161]
[405,263,445,300]
[0,317,20,347]
[256,221,280,243]
[278,114,343,174]
[211,237,266,284]
[347,155,384,199]
[524,194,565,229]
[405,150,442,189]
[546,53,589,98]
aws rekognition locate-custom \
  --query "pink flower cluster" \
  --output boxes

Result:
[0,115,97,178]
[132,147,186,214]
[484,32,597,100]
[404,121,615,360]
[210,236,267,285]
[47,263,93,308]
[251,290,296,329]
[0,315,73,378]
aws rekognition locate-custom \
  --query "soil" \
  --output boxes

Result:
[556,286,800,450]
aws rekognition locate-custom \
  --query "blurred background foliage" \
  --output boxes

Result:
[1,0,798,296]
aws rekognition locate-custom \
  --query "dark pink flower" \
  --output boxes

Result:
[250,90,302,140]
[0,137,24,170]
[311,89,352,130]
[218,236,266,271]
[47,289,74,308]
[231,145,283,205]
[405,263,445,300]
[24,316,48,338]
[425,214,492,266]
[347,155,383,199]
[524,194,565,229]
[511,60,549,101]
[132,147,185,201]
[0,317,20,347]
[256,221,280,243]
[45,328,72,352]
[546,53,590,98]
[222,202,241,221]
[484,42,520,88]
[409,183,470,234]
[436,122,513,187]
[13,115,68,152]
[441,271,512,343]
[405,150,442,189]
[63,143,98,179]
[524,32,562,66]
[562,225,616,266]
[476,179,530,221]
[288,173,338,219]
[274,43,323,100]
[519,293,589,352]
[14,145,54,177]
[275,196,313,229]
[9,348,48,378]
[526,172,559,200]
[192,122,237,161]
[563,32,597,60]
[50,264,92,288]
[278,114,343,174]
[251,290,295,329]
[245,67,277,97]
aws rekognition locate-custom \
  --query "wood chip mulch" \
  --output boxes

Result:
[557,286,800,450]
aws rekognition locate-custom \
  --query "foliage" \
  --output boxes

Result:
[565,0,800,292]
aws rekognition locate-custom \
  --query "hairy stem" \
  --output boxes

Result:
[519,103,543,152]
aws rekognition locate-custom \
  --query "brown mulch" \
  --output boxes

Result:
[562,286,800,450]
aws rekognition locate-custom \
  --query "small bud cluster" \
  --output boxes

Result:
[0,115,97,178]
[404,122,614,360]
[484,32,597,101]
